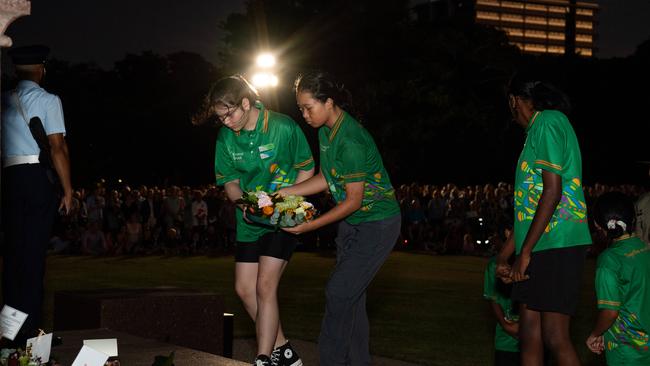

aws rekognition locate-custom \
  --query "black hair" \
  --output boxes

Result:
[593,191,636,240]
[294,71,354,114]
[506,72,572,116]
[191,75,259,125]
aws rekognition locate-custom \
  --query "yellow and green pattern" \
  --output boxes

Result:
[513,109,591,254]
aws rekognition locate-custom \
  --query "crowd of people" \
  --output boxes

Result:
[398,182,648,257]
[49,181,647,258]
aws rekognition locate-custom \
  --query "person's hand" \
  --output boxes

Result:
[282,222,311,235]
[502,320,519,339]
[238,204,253,223]
[275,188,290,197]
[496,258,513,284]
[586,334,604,354]
[59,192,73,215]
[511,253,531,282]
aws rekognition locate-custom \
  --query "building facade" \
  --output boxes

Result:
[474,0,598,56]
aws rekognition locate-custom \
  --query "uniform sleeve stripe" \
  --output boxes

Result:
[293,158,314,169]
[535,160,562,171]
[216,174,225,179]
[343,173,366,179]
[597,300,621,306]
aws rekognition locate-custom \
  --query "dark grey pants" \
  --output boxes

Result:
[318,214,401,366]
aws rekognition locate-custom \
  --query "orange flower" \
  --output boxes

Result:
[262,206,274,216]
[305,210,313,220]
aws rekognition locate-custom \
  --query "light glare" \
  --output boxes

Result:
[256,53,276,68]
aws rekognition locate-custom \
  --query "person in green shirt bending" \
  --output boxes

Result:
[496,72,592,366]
[587,191,650,366]
[279,71,401,365]
[194,75,314,366]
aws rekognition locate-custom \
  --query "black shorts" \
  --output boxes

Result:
[511,245,588,315]
[494,350,520,366]
[235,231,298,263]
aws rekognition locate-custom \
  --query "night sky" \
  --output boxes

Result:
[3,0,650,68]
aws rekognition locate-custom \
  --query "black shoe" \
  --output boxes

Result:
[253,354,271,366]
[270,341,302,366]
[52,335,63,347]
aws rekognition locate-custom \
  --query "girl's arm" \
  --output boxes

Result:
[283,180,363,235]
[295,168,315,184]
[586,309,618,354]
[489,302,519,338]
[279,173,329,197]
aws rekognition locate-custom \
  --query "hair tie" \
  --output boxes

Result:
[607,219,627,232]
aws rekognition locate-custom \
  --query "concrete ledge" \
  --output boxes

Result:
[53,288,226,355]
[52,328,248,366]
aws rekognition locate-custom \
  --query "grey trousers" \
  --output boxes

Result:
[318,214,401,366]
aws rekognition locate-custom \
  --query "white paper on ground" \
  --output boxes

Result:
[83,338,119,357]
[27,333,53,363]
[71,345,109,366]
[0,305,28,341]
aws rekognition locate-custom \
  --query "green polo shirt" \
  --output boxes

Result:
[318,112,400,224]
[596,236,650,366]
[483,257,520,353]
[513,110,592,254]
[214,102,314,242]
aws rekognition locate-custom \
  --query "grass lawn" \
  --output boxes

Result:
[22,252,604,365]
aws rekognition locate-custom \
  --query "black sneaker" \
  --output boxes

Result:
[254,355,272,366]
[270,341,303,366]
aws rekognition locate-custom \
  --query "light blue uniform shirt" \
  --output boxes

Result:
[1,80,66,158]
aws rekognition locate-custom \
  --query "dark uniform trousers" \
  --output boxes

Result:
[1,163,57,342]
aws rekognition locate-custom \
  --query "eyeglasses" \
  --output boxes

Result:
[216,104,240,123]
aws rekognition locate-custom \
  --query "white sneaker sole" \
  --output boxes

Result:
[287,360,303,366]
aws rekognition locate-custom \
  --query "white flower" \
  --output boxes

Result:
[300,201,313,209]
[295,207,305,215]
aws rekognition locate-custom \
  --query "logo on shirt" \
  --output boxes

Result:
[259,143,275,160]
[232,152,244,161]
[320,144,329,152]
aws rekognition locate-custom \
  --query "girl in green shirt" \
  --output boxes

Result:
[588,192,650,366]
[279,71,401,365]
[496,72,591,366]
[195,75,314,366]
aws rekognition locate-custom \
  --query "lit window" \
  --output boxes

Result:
[577,48,593,56]
[476,11,500,21]
[502,1,524,9]
[576,9,594,16]
[548,32,565,40]
[549,6,566,14]
[576,21,593,30]
[476,0,500,6]
[548,46,565,54]
[524,44,547,52]
[526,4,547,12]
[524,29,547,39]
[502,13,524,22]
[525,16,547,25]
[576,34,593,43]
[501,27,524,37]
[548,18,566,26]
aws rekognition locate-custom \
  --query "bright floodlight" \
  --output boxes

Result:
[256,53,276,68]
[252,72,279,88]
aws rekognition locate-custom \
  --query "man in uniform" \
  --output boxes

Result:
[1,45,72,345]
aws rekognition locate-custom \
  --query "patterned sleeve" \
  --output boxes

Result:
[595,260,622,310]
[214,134,239,186]
[339,142,367,183]
[531,114,566,175]
[290,123,314,171]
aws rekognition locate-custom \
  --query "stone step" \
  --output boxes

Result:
[51,329,248,366]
